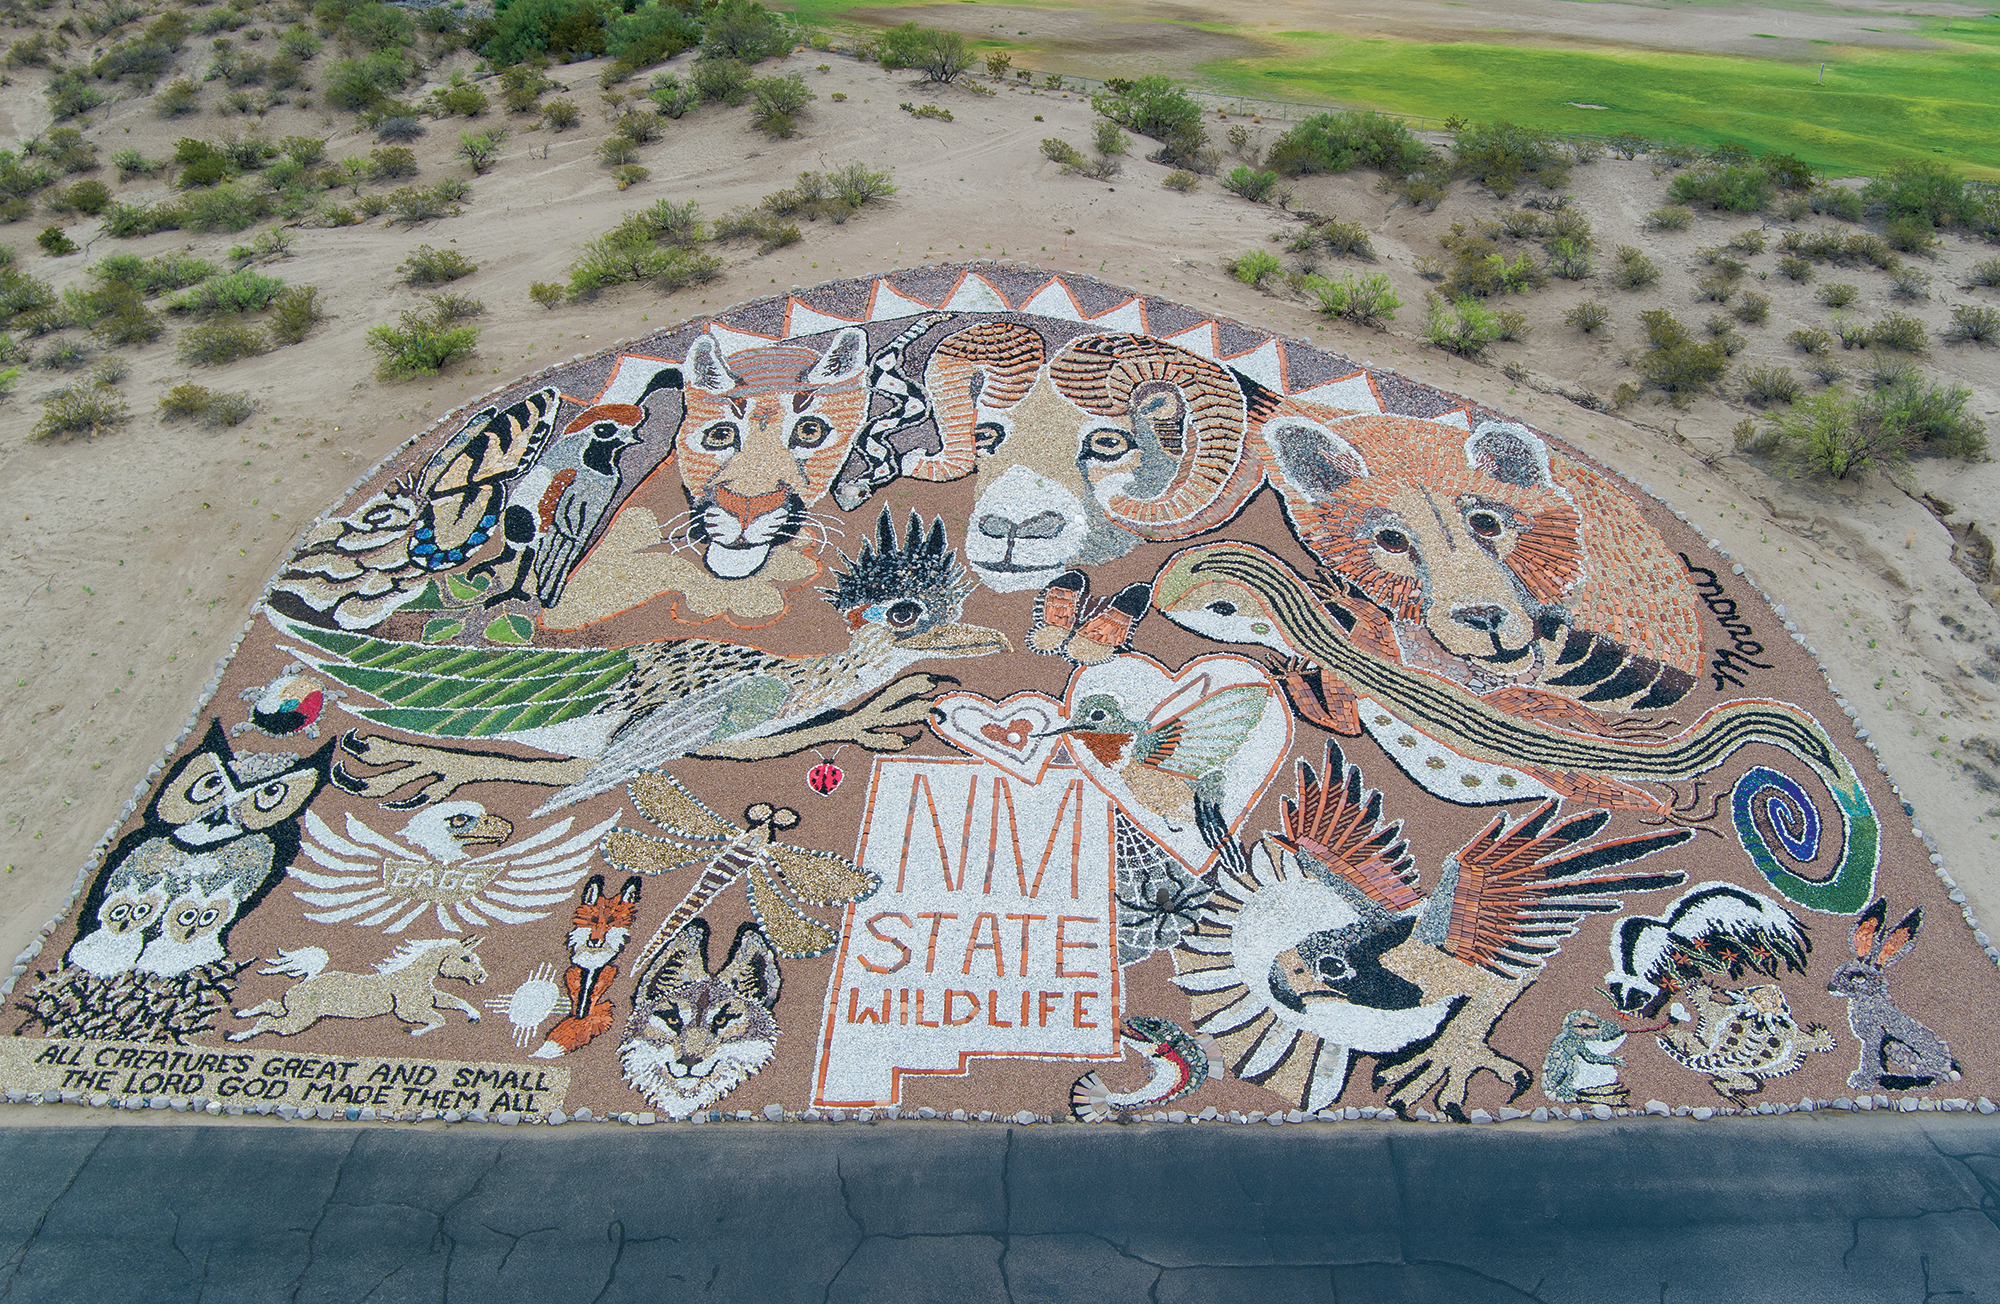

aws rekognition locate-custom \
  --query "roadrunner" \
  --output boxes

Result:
[271,510,1009,814]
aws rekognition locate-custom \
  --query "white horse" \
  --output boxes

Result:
[231,938,487,1039]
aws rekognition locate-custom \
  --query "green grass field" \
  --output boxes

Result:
[1196,20,2000,178]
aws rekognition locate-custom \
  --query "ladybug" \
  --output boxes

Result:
[806,757,844,797]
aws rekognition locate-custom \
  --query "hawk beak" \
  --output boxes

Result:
[897,623,1012,658]
[456,814,514,848]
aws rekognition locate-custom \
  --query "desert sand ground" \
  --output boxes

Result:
[1,43,1997,987]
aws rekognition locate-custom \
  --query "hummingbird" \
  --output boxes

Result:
[1053,684,1271,834]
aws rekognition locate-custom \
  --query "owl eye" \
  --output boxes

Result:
[188,770,228,803]
[885,600,924,630]
[107,903,130,922]
[177,907,202,928]
[253,779,292,812]
[789,415,834,450]
[1374,528,1413,555]
[1465,510,1505,539]
[699,422,740,452]
[198,908,221,928]
[130,902,153,921]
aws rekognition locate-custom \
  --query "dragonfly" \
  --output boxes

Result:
[604,771,879,962]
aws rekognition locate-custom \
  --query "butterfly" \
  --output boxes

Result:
[1027,570,1151,666]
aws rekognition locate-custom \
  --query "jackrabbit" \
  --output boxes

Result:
[1826,898,1959,1092]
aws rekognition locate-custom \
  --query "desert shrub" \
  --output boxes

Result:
[1636,307,1729,403]
[692,58,754,106]
[482,0,609,66]
[699,0,791,64]
[279,28,321,61]
[1869,312,1928,353]
[1727,228,1768,255]
[47,73,107,121]
[902,102,954,123]
[1942,303,2000,346]
[268,285,324,344]
[368,297,480,379]
[178,320,267,366]
[615,108,665,144]
[1162,170,1199,193]
[457,130,507,176]
[159,381,215,421]
[1317,221,1373,259]
[1092,75,1208,171]
[1741,364,1802,407]
[1705,314,1747,354]
[425,292,485,325]
[37,338,91,370]
[156,78,202,119]
[568,219,723,296]
[1222,167,1280,203]
[529,281,566,310]
[1776,254,1813,283]
[1834,316,1869,350]
[111,149,159,181]
[171,268,284,316]
[1666,164,1773,213]
[1889,266,1932,301]
[1093,120,1128,158]
[90,288,163,345]
[750,74,813,138]
[1695,276,1735,303]
[369,146,420,182]
[1565,301,1610,333]
[1303,271,1400,325]
[1040,138,1086,169]
[827,161,896,209]
[1226,249,1283,287]
[32,383,128,441]
[36,226,77,257]
[1424,293,1502,356]
[1733,292,1771,325]
[1863,158,1969,230]
[1781,228,1897,270]
[431,83,489,119]
[604,2,701,70]
[1451,120,1568,196]
[325,53,412,111]
[1266,110,1431,178]
[377,116,427,144]
[1763,388,1897,478]
[178,183,269,234]
[542,99,581,131]
[385,184,461,225]
[1865,371,1986,458]
[1884,215,1937,256]
[879,22,974,83]
[1788,326,1833,355]
[1645,206,1694,231]
[1493,308,1530,341]
[1612,245,1659,289]
[399,245,475,287]
[611,164,650,190]
[1546,237,1592,280]
[597,136,641,168]
[1819,282,1859,309]
[713,207,800,251]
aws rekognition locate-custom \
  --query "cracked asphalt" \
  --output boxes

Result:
[1,1113,1997,1302]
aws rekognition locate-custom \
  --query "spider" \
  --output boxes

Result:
[1113,814,1210,963]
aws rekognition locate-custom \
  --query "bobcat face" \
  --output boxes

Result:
[676,328,870,581]
[621,919,782,1119]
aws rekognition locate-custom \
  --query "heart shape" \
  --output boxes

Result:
[930,691,1067,783]
[1060,652,1294,873]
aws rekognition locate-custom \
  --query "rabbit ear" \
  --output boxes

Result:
[1852,898,1888,963]
[1877,907,1922,968]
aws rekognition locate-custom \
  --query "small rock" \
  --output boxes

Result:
[497,1111,521,1126]
[977,1111,994,1122]
[1285,1110,1305,1123]
[89,1093,108,1109]
[358,1107,376,1122]
[468,1109,490,1123]
[1857,1096,1875,1110]
[1590,1104,1613,1120]
[1691,1107,1714,1121]
[1166,1111,1187,1124]
[856,1109,873,1124]
[916,1107,936,1120]
[1199,1106,1218,1121]
[1013,1110,1036,1125]
[637,1113,656,1125]
[1245,1111,1265,1124]
[1531,1107,1551,1122]
[344,1107,360,1121]
[1267,1113,1285,1125]
[764,1104,786,1122]
[950,1109,966,1122]
[1977,1098,1996,1114]
[277,1104,299,1120]
[547,1110,567,1126]
[1645,1100,1671,1117]
[1496,1107,1527,1121]
[443,1110,463,1123]
[1468,1109,1494,1124]
[1833,1098,1855,1111]
[574,1108,593,1122]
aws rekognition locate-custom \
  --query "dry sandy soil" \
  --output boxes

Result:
[1,46,1998,984]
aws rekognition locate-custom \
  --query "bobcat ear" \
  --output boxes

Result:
[1467,422,1557,489]
[1266,417,1368,501]
[685,336,738,394]
[805,327,868,386]
[643,919,711,996]
[719,922,782,1009]
[1877,906,1921,967]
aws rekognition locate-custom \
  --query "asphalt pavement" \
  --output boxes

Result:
[0,1111,1995,1302]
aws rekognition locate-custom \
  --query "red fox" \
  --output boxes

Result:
[531,874,640,1059]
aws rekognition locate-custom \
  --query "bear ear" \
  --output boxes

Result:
[685,336,738,394]
[1467,422,1558,489]
[1266,417,1369,501]
[805,326,869,385]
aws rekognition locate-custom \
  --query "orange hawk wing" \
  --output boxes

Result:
[1441,801,1693,979]
[1276,743,1423,913]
